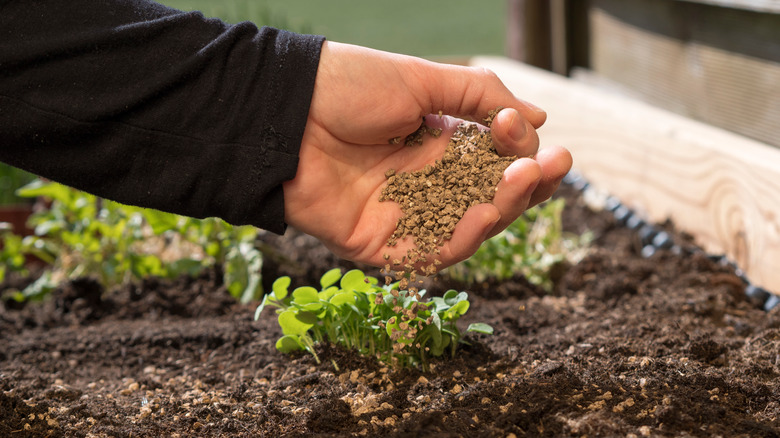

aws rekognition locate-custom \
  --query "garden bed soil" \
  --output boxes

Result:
[2,183,779,437]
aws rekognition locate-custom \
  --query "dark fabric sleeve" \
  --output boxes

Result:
[0,0,325,234]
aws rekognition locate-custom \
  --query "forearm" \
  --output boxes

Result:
[0,0,324,233]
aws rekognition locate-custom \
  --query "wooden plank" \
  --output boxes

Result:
[588,0,780,149]
[676,0,780,13]
[549,0,568,75]
[469,56,780,294]
[504,0,552,69]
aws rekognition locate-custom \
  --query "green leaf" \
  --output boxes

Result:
[254,296,269,321]
[299,302,324,312]
[329,291,355,308]
[423,315,442,348]
[276,335,304,353]
[430,333,451,356]
[140,209,181,234]
[292,286,319,305]
[431,310,442,331]
[467,323,494,335]
[341,269,371,293]
[15,179,71,202]
[272,276,291,300]
[318,286,338,301]
[224,243,263,303]
[320,268,342,289]
[278,310,316,336]
[167,258,205,278]
[386,317,414,345]
[451,300,470,315]
[443,290,467,306]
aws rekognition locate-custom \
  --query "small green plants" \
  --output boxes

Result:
[0,223,29,285]
[0,163,35,206]
[255,268,493,371]
[446,198,591,290]
[5,179,263,303]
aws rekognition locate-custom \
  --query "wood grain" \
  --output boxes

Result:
[588,0,780,149]
[470,56,780,294]
[676,0,780,13]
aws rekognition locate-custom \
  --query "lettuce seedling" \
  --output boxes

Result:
[255,268,492,371]
[14,179,263,303]
[446,198,591,290]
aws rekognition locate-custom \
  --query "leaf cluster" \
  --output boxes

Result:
[255,268,492,371]
[446,199,591,290]
[2,179,262,303]
[0,224,28,284]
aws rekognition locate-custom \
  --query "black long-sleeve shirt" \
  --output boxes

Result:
[0,0,325,234]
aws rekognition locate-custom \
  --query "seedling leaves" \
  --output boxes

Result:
[279,310,316,336]
[320,268,342,289]
[272,276,292,300]
[467,323,494,334]
[276,335,304,353]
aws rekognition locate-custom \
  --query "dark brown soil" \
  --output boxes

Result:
[2,184,779,437]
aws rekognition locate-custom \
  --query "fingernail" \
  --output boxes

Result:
[528,102,546,116]
[508,110,527,142]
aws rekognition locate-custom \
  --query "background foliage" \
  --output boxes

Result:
[158,0,507,58]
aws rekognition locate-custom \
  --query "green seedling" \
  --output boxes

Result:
[255,268,493,371]
[446,198,591,290]
[8,179,263,303]
[0,224,28,284]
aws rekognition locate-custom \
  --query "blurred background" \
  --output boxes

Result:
[158,0,507,59]
[4,0,779,203]
[158,0,780,150]
[2,0,778,297]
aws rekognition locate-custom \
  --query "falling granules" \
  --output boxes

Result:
[377,109,514,356]
[379,109,515,285]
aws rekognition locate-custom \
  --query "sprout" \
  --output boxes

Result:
[255,268,492,371]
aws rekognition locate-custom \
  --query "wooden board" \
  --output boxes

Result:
[676,0,780,13]
[469,56,780,294]
[587,0,780,149]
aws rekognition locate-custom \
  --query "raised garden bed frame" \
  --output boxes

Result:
[468,56,780,295]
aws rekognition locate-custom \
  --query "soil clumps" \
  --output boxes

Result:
[2,183,778,437]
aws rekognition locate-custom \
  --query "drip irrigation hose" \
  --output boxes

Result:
[561,171,778,312]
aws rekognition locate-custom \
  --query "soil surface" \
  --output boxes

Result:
[2,184,779,437]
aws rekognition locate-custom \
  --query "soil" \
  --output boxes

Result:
[2,183,780,437]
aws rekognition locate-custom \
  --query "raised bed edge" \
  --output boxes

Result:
[469,56,780,295]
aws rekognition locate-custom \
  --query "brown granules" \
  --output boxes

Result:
[380,109,515,281]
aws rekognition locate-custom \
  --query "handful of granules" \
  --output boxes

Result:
[379,109,515,286]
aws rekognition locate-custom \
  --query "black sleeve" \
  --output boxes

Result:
[0,0,325,234]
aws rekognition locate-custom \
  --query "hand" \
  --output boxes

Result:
[283,41,572,270]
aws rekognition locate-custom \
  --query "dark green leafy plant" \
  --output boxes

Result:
[446,198,591,290]
[255,268,492,371]
[0,224,29,284]
[9,179,262,303]
[0,163,35,205]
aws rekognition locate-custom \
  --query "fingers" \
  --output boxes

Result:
[489,107,540,158]
[421,62,547,129]
[437,158,542,267]
[486,158,542,238]
[528,145,573,208]
[438,203,501,267]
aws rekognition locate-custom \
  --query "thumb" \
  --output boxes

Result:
[489,107,540,158]
[420,62,547,128]
[437,203,500,268]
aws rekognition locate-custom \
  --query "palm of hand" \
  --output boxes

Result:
[282,41,571,270]
[284,114,458,267]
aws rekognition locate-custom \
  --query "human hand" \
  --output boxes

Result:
[283,41,572,270]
